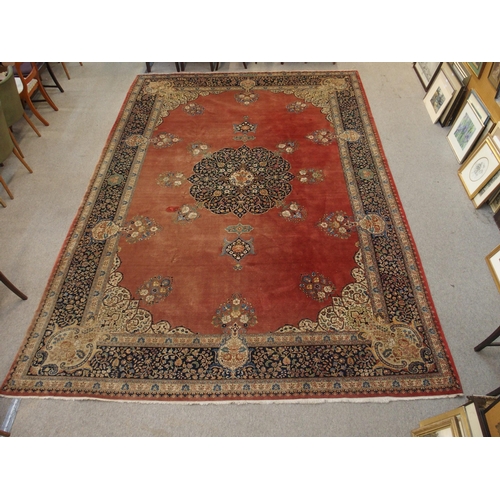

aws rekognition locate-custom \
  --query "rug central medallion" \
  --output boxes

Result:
[188,144,294,218]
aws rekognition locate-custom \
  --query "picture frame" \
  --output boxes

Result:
[423,70,455,124]
[467,89,490,125]
[480,396,500,436]
[472,170,500,208]
[451,62,471,86]
[488,62,500,90]
[413,62,442,91]
[489,187,500,214]
[490,122,500,152]
[411,416,461,437]
[447,101,485,163]
[439,62,466,127]
[467,62,484,78]
[486,243,500,294]
[458,137,500,198]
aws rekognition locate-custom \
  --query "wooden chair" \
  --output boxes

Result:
[14,62,58,126]
[0,100,33,202]
[0,66,41,153]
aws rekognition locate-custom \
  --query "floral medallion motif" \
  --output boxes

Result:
[188,142,210,156]
[278,201,307,222]
[358,214,386,236]
[157,172,186,188]
[91,220,121,241]
[183,103,204,115]
[317,211,356,239]
[233,116,257,142]
[173,204,201,224]
[137,275,173,304]
[299,272,335,302]
[212,293,257,333]
[286,101,307,113]
[150,132,181,149]
[122,215,162,244]
[235,79,259,106]
[306,129,336,145]
[188,145,294,218]
[107,173,124,186]
[125,134,149,147]
[222,237,255,270]
[276,141,298,154]
[298,168,324,184]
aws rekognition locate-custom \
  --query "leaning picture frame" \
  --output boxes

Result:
[447,101,485,163]
[486,243,500,294]
[472,170,500,208]
[467,62,484,78]
[488,62,500,90]
[413,62,442,91]
[481,397,500,436]
[411,416,461,437]
[458,137,500,199]
[423,70,455,124]
[489,188,500,214]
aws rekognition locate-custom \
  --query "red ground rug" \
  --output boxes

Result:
[1,71,462,402]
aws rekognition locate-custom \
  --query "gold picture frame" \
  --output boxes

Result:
[459,137,500,199]
[411,406,472,437]
[412,416,461,437]
[486,243,500,294]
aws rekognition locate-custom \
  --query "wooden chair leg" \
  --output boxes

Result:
[23,96,50,126]
[61,62,71,79]
[0,272,28,300]
[36,83,59,111]
[22,112,41,137]
[12,148,33,173]
[9,130,24,158]
[0,195,6,207]
[0,175,14,199]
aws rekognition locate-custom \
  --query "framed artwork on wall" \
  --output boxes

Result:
[472,170,500,208]
[488,62,500,89]
[413,62,442,91]
[423,71,455,123]
[458,137,500,198]
[439,63,466,127]
[466,62,484,78]
[486,244,500,294]
[447,101,485,163]
[481,397,500,436]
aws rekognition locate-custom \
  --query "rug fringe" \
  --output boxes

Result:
[0,393,464,405]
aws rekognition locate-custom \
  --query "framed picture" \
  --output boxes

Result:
[447,102,485,163]
[486,243,500,293]
[491,122,500,152]
[439,62,466,127]
[451,62,471,86]
[467,62,484,78]
[467,89,490,125]
[480,397,500,436]
[458,137,500,198]
[424,71,455,124]
[488,62,500,90]
[411,417,461,437]
[489,188,500,214]
[413,62,442,91]
[472,170,500,208]
[412,406,472,437]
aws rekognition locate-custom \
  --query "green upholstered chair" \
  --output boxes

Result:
[0,66,41,156]
[0,100,33,203]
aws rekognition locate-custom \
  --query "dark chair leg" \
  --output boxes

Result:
[146,62,153,73]
[0,272,28,300]
[474,325,500,351]
[43,63,64,92]
[487,386,500,397]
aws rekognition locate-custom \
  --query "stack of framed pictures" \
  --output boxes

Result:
[448,90,491,164]
[413,63,467,126]
[458,123,500,214]
[439,63,467,127]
